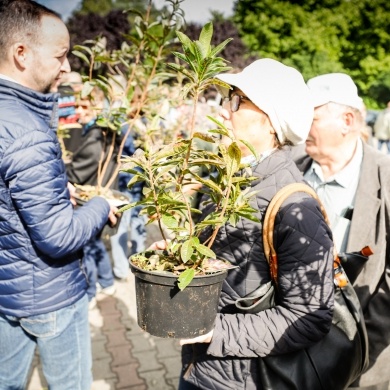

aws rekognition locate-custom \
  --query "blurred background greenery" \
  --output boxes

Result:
[40,0,390,109]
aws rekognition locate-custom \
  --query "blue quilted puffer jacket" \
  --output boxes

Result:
[0,78,110,317]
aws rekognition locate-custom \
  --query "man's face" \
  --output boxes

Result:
[305,104,344,160]
[27,16,70,93]
[75,99,95,125]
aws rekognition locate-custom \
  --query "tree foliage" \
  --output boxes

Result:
[233,0,390,106]
[184,18,257,70]
[66,0,390,106]
[67,9,131,73]
[67,1,254,74]
[76,0,114,16]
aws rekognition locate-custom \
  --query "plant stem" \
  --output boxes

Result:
[172,87,201,247]
[205,171,234,249]
[179,185,194,237]
[100,131,116,191]
[146,153,170,251]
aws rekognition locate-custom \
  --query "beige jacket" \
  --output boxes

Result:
[295,143,390,387]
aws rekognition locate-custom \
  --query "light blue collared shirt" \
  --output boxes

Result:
[304,139,363,252]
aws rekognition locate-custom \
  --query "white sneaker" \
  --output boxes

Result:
[98,284,116,296]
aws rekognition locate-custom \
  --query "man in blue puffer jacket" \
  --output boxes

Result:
[0,1,117,389]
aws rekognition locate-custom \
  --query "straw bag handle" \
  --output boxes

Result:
[262,183,331,285]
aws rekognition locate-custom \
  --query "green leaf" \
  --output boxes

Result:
[123,8,144,18]
[209,38,234,58]
[80,82,95,98]
[176,31,194,52]
[177,268,195,291]
[170,52,190,65]
[162,214,179,228]
[167,62,185,72]
[235,212,261,223]
[193,132,216,143]
[118,203,134,213]
[226,143,241,176]
[206,115,230,131]
[228,214,239,226]
[239,139,259,160]
[196,244,216,259]
[199,22,213,55]
[192,41,204,64]
[72,50,90,65]
[181,239,195,263]
[190,173,223,194]
[208,128,230,138]
[72,45,92,55]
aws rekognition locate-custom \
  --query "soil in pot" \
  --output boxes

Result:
[73,185,131,235]
[130,261,227,339]
[73,185,129,206]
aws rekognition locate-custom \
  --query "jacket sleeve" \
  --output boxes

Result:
[207,196,335,358]
[2,129,110,258]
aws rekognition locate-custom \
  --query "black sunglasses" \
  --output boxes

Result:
[224,93,251,112]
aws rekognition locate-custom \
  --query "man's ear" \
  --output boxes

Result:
[13,43,28,69]
[341,111,354,134]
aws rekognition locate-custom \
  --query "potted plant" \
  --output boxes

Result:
[70,1,259,338]
[67,0,185,217]
[118,20,260,337]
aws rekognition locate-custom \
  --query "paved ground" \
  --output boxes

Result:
[27,272,182,390]
[26,224,183,390]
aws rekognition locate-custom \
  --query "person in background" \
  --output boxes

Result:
[56,71,83,163]
[109,122,147,280]
[295,72,390,390]
[172,58,335,390]
[108,78,147,280]
[66,88,120,309]
[373,100,390,154]
[0,0,117,388]
[57,71,84,154]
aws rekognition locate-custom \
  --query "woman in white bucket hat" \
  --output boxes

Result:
[178,59,335,390]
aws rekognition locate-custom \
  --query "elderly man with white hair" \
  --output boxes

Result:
[295,73,390,390]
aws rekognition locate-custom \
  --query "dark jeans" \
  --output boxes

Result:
[83,236,114,300]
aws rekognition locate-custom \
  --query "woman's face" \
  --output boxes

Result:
[219,88,277,157]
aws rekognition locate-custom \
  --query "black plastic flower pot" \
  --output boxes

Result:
[130,262,227,339]
[73,188,131,236]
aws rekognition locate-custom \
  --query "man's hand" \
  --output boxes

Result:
[180,330,213,346]
[107,204,119,227]
[97,197,120,226]
[67,182,77,206]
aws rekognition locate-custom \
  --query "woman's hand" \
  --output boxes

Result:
[180,330,213,346]
[147,239,170,251]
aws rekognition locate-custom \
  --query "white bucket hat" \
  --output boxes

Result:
[307,73,363,109]
[215,58,314,145]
